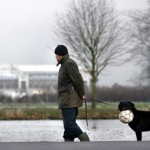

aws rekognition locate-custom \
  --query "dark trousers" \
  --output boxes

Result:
[61,108,83,140]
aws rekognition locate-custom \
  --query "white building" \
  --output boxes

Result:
[0,64,90,97]
[0,64,59,97]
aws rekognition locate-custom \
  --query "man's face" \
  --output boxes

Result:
[55,55,62,62]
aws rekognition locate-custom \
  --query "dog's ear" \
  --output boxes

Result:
[118,103,121,110]
[129,102,135,109]
[118,102,123,111]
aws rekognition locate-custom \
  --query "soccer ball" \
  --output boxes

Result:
[119,110,134,124]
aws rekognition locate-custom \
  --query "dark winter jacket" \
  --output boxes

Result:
[57,54,85,108]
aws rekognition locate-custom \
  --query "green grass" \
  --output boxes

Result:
[0,102,149,120]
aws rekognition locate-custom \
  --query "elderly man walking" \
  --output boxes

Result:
[54,45,90,142]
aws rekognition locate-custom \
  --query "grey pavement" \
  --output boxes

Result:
[0,142,150,150]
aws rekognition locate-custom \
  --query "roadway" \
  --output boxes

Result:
[0,141,150,150]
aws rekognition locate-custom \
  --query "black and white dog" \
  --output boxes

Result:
[118,101,150,141]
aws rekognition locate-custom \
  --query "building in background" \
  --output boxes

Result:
[0,64,89,98]
[0,64,59,97]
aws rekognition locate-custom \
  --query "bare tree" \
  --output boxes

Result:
[127,1,150,86]
[55,0,127,109]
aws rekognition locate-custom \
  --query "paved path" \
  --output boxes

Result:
[0,142,150,150]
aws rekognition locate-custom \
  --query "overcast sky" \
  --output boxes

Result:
[0,0,149,86]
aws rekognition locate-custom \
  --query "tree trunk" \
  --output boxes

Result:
[91,76,97,110]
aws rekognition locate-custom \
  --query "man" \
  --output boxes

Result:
[54,45,90,142]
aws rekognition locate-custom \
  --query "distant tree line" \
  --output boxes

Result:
[0,85,150,103]
[94,85,150,102]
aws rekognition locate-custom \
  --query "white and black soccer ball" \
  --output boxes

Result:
[119,110,134,124]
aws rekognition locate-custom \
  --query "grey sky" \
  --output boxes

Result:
[0,0,70,65]
[0,0,148,86]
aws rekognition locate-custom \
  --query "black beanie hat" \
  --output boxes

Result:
[54,45,68,56]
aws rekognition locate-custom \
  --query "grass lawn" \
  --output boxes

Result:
[0,102,150,120]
